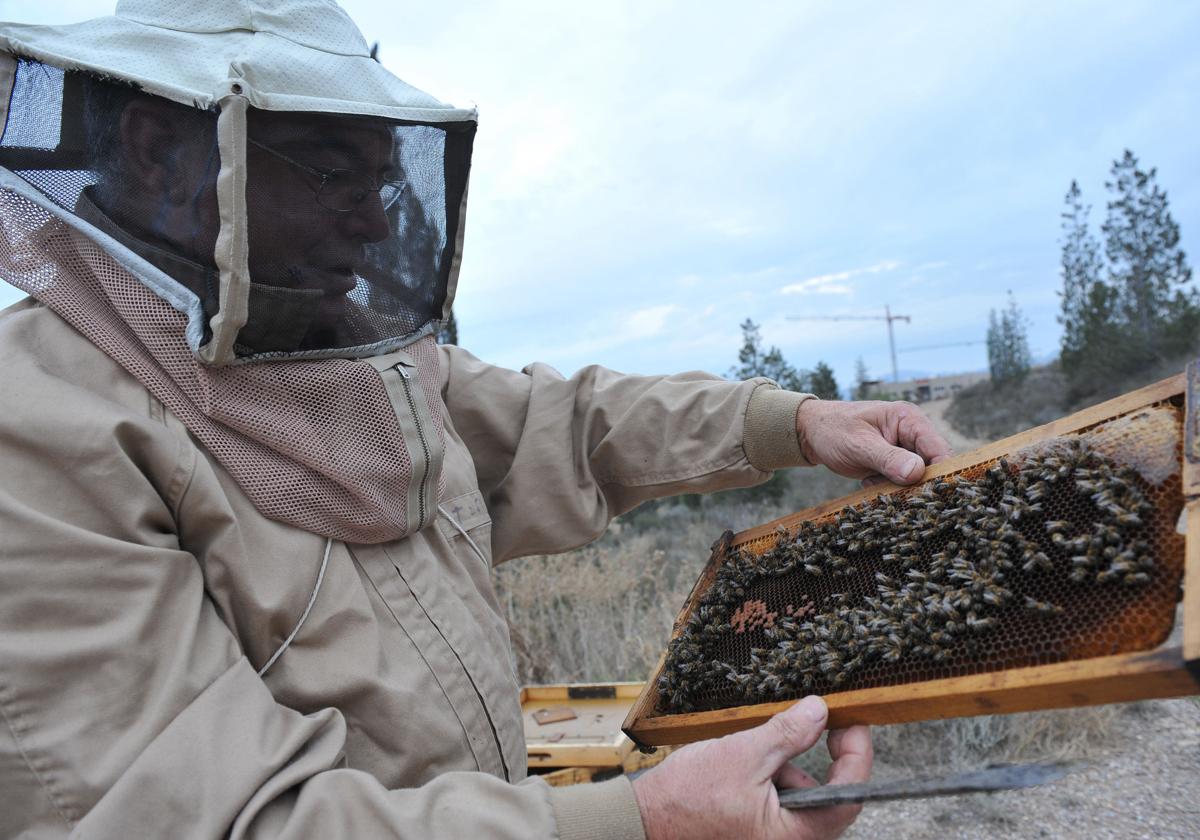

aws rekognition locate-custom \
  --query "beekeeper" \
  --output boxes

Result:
[0,2,950,838]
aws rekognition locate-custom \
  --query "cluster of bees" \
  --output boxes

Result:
[657,437,1157,714]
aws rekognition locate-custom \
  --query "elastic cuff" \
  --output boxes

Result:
[743,385,816,471]
[548,776,647,840]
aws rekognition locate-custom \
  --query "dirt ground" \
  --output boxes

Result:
[919,396,987,455]
[840,697,1200,840]
[836,397,1200,839]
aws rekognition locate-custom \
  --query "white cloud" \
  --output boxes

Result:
[625,304,678,338]
[502,303,680,367]
[779,260,900,295]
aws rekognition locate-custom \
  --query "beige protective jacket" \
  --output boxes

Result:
[0,299,811,839]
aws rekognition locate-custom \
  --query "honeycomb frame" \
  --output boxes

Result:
[624,372,1200,748]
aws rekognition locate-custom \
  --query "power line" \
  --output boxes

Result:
[899,339,985,354]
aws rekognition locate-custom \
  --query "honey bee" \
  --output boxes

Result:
[1023,596,1063,616]
[981,586,1011,607]
[1022,551,1053,573]
[1025,481,1048,502]
[965,613,995,632]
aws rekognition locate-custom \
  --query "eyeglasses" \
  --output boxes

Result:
[248,137,408,214]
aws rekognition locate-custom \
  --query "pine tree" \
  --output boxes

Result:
[1010,297,1032,379]
[986,309,1002,381]
[726,319,800,503]
[808,361,840,400]
[730,319,804,391]
[987,292,1031,385]
[731,318,764,377]
[760,346,807,393]
[1102,150,1197,365]
[853,356,871,400]
[1058,180,1106,376]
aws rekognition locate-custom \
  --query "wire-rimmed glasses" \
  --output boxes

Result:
[248,137,407,213]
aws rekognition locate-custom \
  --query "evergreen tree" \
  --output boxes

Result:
[808,361,840,400]
[730,319,804,391]
[725,319,800,504]
[987,292,1031,385]
[1058,180,1107,377]
[1057,152,1196,393]
[853,356,872,400]
[986,309,1002,380]
[1102,150,1198,365]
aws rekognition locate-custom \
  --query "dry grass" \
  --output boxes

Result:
[871,705,1125,769]
[494,468,857,684]
[496,532,696,685]
[496,465,1126,769]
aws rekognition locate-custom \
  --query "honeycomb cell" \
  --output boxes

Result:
[655,404,1185,715]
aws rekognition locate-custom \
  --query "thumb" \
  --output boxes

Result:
[857,433,925,485]
[732,695,829,777]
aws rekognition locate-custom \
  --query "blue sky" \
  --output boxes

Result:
[1,1,1197,392]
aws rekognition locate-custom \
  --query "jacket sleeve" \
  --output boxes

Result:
[0,347,643,840]
[439,345,814,563]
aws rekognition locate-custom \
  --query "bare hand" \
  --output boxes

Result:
[632,696,872,840]
[796,399,952,486]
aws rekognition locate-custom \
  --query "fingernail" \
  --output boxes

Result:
[798,695,827,721]
[894,454,923,482]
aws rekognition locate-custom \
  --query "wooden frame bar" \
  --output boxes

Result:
[1183,362,1200,678]
[624,372,1200,749]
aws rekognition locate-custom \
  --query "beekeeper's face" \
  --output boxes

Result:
[244,110,397,333]
[113,98,398,346]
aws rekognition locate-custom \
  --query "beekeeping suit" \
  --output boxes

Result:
[0,2,813,837]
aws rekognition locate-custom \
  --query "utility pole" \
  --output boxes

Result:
[787,306,911,382]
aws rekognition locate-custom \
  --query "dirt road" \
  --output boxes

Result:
[842,697,1200,839]
[918,397,988,456]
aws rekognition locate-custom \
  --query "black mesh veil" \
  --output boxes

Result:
[0,57,474,361]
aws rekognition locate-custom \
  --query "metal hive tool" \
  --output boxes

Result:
[624,370,1200,748]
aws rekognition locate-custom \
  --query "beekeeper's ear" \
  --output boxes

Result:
[118,98,190,203]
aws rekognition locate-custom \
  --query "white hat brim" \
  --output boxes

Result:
[0,15,476,123]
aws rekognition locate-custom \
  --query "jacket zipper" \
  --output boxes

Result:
[395,364,432,531]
